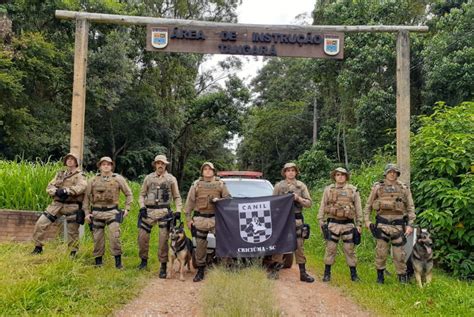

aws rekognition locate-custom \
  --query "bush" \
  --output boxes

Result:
[411,102,474,279]
[296,146,333,188]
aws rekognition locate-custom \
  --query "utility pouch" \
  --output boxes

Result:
[301,224,310,240]
[76,209,85,225]
[115,210,124,224]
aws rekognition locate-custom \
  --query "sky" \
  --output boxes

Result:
[199,0,316,85]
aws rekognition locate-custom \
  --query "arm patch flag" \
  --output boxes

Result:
[215,194,296,257]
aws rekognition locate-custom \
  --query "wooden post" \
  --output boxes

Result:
[312,96,318,145]
[69,18,89,165]
[396,30,410,184]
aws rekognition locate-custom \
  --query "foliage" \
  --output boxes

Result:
[296,146,333,189]
[411,102,474,279]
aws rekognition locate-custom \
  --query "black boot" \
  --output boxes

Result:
[193,266,205,282]
[31,246,43,254]
[70,251,77,258]
[138,258,148,270]
[398,273,408,284]
[350,266,360,282]
[299,263,315,283]
[114,255,123,269]
[95,256,103,267]
[377,269,384,284]
[322,264,331,282]
[159,262,167,278]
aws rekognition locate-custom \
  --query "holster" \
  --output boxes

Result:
[321,224,330,241]
[352,227,361,245]
[76,209,85,225]
[191,224,197,238]
[301,224,310,239]
[115,210,124,224]
[369,223,378,239]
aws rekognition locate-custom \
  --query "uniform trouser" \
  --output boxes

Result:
[138,208,170,263]
[33,201,80,251]
[324,222,357,267]
[193,215,215,267]
[375,223,406,274]
[92,210,121,257]
[271,219,306,265]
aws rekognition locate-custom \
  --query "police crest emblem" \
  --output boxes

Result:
[238,201,272,243]
[151,27,168,49]
[323,35,340,56]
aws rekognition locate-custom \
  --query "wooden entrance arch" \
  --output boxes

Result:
[55,10,428,184]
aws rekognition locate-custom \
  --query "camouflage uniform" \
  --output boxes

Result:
[317,167,362,282]
[364,164,416,283]
[185,162,230,282]
[270,162,314,282]
[32,153,87,255]
[137,155,182,276]
[83,157,133,268]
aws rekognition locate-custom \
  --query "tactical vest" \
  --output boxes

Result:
[53,170,84,203]
[194,178,222,212]
[277,180,305,213]
[144,173,172,207]
[91,174,120,206]
[372,181,407,215]
[324,185,355,219]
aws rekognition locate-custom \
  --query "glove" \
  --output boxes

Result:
[55,188,69,200]
[139,207,147,218]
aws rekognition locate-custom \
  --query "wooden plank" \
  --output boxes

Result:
[69,18,89,165]
[55,10,429,32]
[146,25,344,59]
[396,30,411,184]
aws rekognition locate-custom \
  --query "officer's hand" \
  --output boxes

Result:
[293,193,301,201]
[85,214,92,224]
[405,225,413,236]
[187,220,193,230]
[357,226,362,234]
[365,222,372,230]
[123,210,129,218]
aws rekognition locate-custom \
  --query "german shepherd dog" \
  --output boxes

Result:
[410,229,433,287]
[168,223,193,281]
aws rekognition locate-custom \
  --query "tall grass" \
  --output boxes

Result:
[202,266,280,317]
[0,159,60,211]
[305,155,474,316]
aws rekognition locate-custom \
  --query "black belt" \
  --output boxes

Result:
[328,218,354,225]
[294,213,304,220]
[376,215,406,226]
[92,205,118,212]
[145,204,170,209]
[193,211,215,218]
[54,200,81,204]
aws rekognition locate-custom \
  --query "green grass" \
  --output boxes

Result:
[202,266,280,317]
[304,165,474,317]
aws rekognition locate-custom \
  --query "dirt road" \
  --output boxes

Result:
[115,266,370,317]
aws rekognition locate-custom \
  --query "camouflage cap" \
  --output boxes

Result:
[200,161,216,174]
[97,156,115,169]
[331,167,350,182]
[384,163,401,176]
[281,162,300,177]
[63,153,79,167]
[152,154,170,166]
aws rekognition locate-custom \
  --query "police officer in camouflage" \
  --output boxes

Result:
[32,153,87,256]
[185,162,230,282]
[84,157,133,268]
[269,162,314,282]
[318,167,362,282]
[137,155,183,276]
[364,164,416,284]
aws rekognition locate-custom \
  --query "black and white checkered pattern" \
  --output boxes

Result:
[239,209,272,243]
